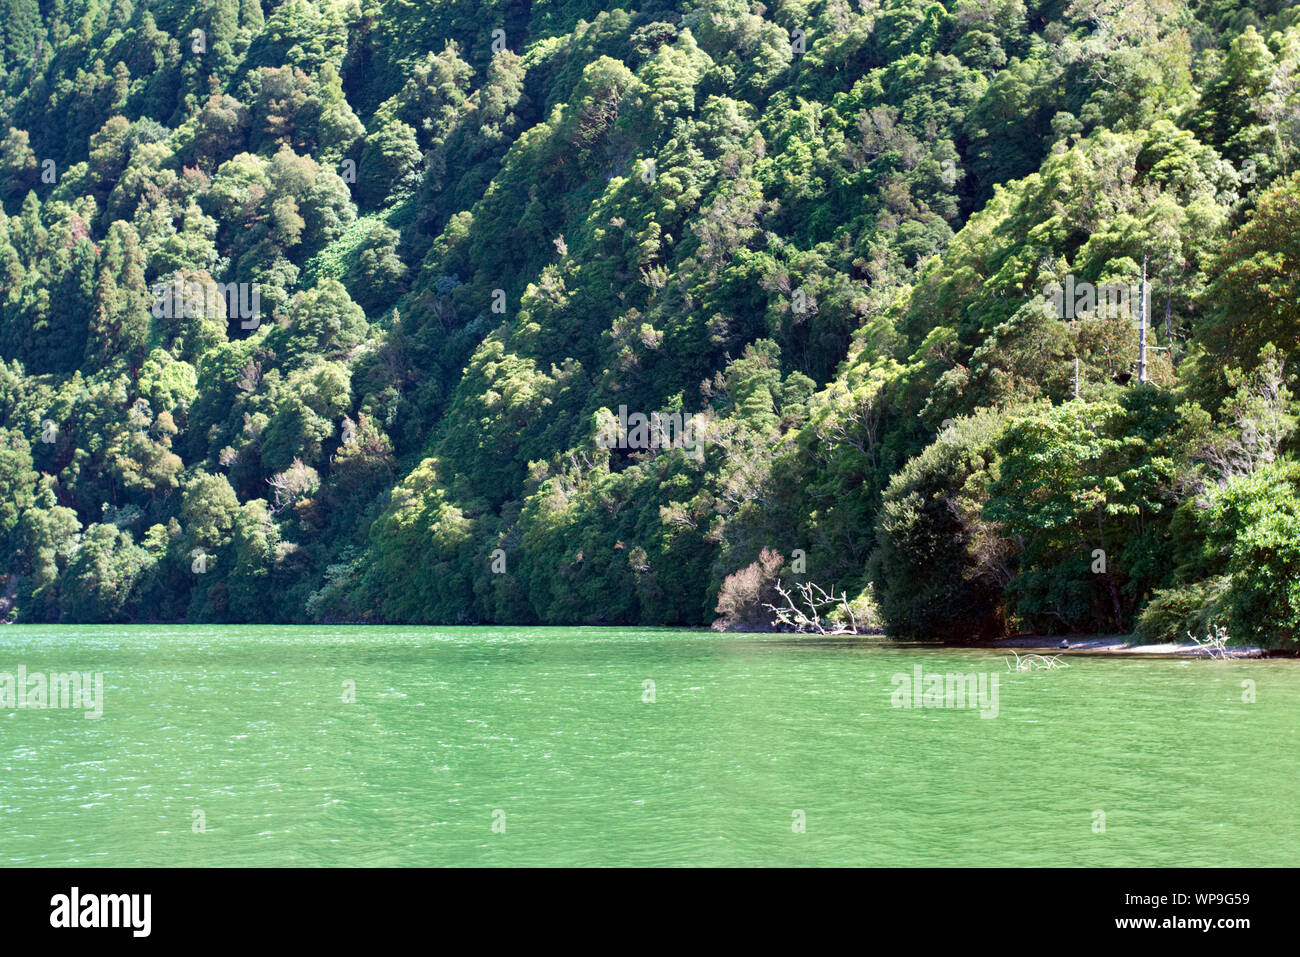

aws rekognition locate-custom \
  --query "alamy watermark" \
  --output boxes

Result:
[50,887,150,936]
[151,278,261,329]
[597,405,705,460]
[0,666,103,718]
[1043,276,1142,325]
[890,665,999,719]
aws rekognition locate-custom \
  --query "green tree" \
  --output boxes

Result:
[871,409,1009,641]
[60,524,152,622]
[1200,461,1300,648]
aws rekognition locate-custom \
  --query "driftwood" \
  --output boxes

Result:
[1005,651,1069,672]
[1189,625,1231,659]
[764,579,862,635]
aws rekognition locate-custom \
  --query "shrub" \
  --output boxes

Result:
[829,589,882,633]
[1202,461,1300,648]
[712,547,785,631]
[1134,577,1229,644]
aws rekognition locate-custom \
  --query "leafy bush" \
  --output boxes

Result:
[828,589,882,634]
[1201,461,1300,648]
[1134,577,1229,644]
[712,547,785,632]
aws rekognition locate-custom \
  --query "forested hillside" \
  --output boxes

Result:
[1,0,1297,644]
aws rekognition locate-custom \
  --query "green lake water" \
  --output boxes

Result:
[0,625,1295,866]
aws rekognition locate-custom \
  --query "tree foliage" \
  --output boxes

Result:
[0,0,1294,645]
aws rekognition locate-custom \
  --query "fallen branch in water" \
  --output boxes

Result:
[764,579,862,635]
[1188,624,1231,659]
[1006,651,1069,671]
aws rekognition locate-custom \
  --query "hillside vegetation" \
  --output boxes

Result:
[1,0,1298,645]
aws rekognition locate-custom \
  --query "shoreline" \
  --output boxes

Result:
[757,630,1287,657]
[1,619,1291,657]
[964,635,1273,658]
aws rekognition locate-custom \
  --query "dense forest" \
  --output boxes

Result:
[0,0,1297,645]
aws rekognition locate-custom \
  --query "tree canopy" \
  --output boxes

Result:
[1,0,1297,648]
